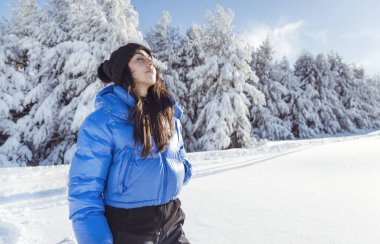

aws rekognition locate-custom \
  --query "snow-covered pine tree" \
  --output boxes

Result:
[292,51,323,138]
[272,57,301,136]
[188,5,263,151]
[40,0,141,166]
[145,11,187,104]
[363,74,380,127]
[365,74,380,126]
[96,0,142,49]
[21,0,103,166]
[326,53,357,131]
[328,53,378,131]
[0,28,30,167]
[313,53,347,134]
[0,0,55,166]
[349,67,380,129]
[0,0,142,166]
[250,38,294,140]
[177,24,205,151]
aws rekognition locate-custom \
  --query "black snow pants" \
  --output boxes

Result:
[105,198,190,244]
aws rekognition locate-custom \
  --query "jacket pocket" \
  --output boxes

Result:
[122,151,162,201]
[116,149,135,193]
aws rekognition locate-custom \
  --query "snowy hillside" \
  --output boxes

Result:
[1,131,380,244]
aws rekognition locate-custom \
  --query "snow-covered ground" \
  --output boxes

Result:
[1,131,380,244]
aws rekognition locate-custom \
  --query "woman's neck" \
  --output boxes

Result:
[135,84,148,97]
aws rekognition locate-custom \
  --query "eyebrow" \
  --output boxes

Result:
[134,51,151,58]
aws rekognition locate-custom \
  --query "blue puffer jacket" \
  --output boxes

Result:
[68,85,192,244]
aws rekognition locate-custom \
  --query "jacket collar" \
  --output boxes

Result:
[94,84,183,120]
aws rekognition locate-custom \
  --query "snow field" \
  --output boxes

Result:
[1,131,379,243]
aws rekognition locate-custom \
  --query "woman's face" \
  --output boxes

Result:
[128,50,156,96]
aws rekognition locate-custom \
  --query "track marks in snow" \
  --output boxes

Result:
[0,187,67,205]
[192,147,310,178]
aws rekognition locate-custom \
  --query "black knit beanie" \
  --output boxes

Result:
[97,43,152,85]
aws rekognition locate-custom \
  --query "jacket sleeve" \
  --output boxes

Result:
[177,120,192,185]
[68,113,114,244]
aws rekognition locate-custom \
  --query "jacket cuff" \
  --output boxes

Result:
[72,213,113,244]
[183,159,192,185]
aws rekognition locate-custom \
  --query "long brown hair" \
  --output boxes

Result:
[121,64,175,158]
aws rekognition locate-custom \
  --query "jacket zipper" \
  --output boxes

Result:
[161,153,168,203]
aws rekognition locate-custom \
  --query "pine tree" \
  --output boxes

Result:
[313,53,345,134]
[0,0,142,166]
[327,53,356,131]
[328,53,375,130]
[177,24,205,151]
[272,57,300,136]
[188,5,263,150]
[364,75,380,127]
[366,75,380,126]
[0,0,50,166]
[350,68,380,129]
[250,39,293,140]
[292,51,322,138]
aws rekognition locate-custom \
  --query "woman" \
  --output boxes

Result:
[68,43,192,244]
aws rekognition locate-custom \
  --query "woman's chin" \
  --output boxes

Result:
[147,79,157,86]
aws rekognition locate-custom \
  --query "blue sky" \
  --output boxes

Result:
[1,0,380,75]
